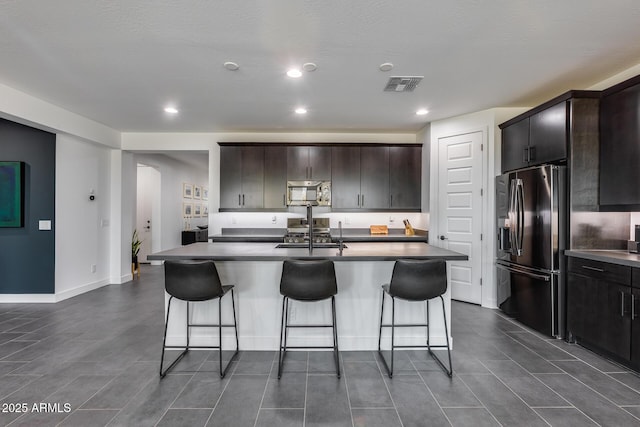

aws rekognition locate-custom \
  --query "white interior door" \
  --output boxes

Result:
[437,131,484,304]
[136,164,160,263]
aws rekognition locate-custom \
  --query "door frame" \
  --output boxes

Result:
[430,111,501,309]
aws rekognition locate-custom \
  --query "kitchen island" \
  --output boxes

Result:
[148,242,467,351]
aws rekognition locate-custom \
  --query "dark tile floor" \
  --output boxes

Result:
[1,265,640,426]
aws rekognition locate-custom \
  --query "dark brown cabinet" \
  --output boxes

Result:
[567,257,635,366]
[220,146,264,209]
[389,145,421,210]
[181,229,208,245]
[264,146,287,209]
[500,101,567,173]
[331,146,391,210]
[287,146,331,181]
[599,75,640,210]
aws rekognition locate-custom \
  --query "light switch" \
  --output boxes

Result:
[38,220,52,230]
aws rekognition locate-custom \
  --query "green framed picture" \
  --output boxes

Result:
[0,161,25,227]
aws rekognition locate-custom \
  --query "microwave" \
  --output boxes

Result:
[286,180,331,206]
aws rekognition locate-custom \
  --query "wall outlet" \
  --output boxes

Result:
[271,215,277,224]
[90,264,96,273]
[389,216,395,223]
[344,217,350,225]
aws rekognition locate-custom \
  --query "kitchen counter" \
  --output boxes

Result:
[565,249,640,268]
[148,241,461,262]
[150,241,465,351]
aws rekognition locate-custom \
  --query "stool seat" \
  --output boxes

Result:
[278,259,340,378]
[160,260,239,378]
[378,259,452,378]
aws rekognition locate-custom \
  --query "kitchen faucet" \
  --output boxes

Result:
[307,203,313,254]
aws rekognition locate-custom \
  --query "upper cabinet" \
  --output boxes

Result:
[219,143,422,212]
[389,145,421,210]
[499,91,601,174]
[500,101,567,173]
[287,146,331,181]
[220,146,264,210]
[331,146,390,210]
[599,75,640,210]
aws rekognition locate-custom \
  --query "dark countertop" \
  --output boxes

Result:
[148,241,466,262]
[210,227,428,243]
[565,249,640,268]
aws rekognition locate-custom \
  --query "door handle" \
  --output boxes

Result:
[439,235,448,240]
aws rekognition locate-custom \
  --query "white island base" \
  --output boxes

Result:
[164,260,452,351]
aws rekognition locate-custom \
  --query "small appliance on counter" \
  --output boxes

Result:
[628,224,640,253]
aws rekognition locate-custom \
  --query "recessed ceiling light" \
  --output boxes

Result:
[295,107,307,114]
[287,68,303,78]
[224,61,239,71]
[379,62,394,72]
[164,107,179,114]
[416,108,429,116]
[302,62,317,72]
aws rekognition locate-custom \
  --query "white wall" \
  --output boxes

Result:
[55,135,112,300]
[134,153,208,251]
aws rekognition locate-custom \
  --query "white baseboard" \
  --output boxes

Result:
[55,279,110,302]
[0,278,111,303]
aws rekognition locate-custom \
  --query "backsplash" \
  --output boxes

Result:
[211,211,428,234]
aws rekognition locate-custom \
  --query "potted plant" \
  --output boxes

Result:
[132,229,142,277]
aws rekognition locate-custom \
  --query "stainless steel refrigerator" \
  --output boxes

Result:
[496,165,566,338]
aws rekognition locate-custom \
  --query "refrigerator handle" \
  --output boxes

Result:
[508,179,518,256]
[496,263,551,281]
[515,179,524,256]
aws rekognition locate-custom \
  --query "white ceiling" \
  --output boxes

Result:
[2,1,640,133]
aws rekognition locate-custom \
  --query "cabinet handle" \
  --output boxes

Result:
[283,194,286,206]
[390,194,393,207]
[309,166,312,179]
[633,296,637,320]
[238,194,241,206]
[523,147,529,163]
[528,146,535,162]
[357,194,360,206]
[242,194,245,206]
[621,291,625,317]
[361,194,365,206]
[581,265,604,273]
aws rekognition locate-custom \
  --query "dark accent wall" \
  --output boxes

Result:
[0,118,56,293]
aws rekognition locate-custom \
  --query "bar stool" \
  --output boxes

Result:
[278,259,340,379]
[160,260,239,378]
[378,259,452,378]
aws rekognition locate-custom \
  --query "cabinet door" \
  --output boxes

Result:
[566,272,585,341]
[287,146,309,180]
[529,101,567,166]
[600,83,640,207]
[389,146,421,210]
[602,283,632,360]
[632,288,640,366]
[331,146,361,209]
[501,118,529,173]
[308,146,331,180]
[240,147,264,208]
[220,146,243,208]
[264,146,287,209]
[360,146,389,209]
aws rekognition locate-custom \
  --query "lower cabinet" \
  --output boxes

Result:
[567,257,637,367]
[181,229,208,245]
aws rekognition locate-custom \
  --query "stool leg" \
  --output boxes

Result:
[378,290,385,352]
[331,296,341,378]
[277,296,288,379]
[390,296,395,377]
[218,291,239,379]
[160,297,189,378]
[218,297,223,377]
[427,296,453,378]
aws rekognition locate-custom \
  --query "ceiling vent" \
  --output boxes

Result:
[384,76,423,92]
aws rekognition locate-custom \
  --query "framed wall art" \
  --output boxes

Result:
[193,203,202,217]
[194,185,201,199]
[182,202,193,217]
[202,187,208,201]
[0,161,25,228]
[183,183,193,198]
